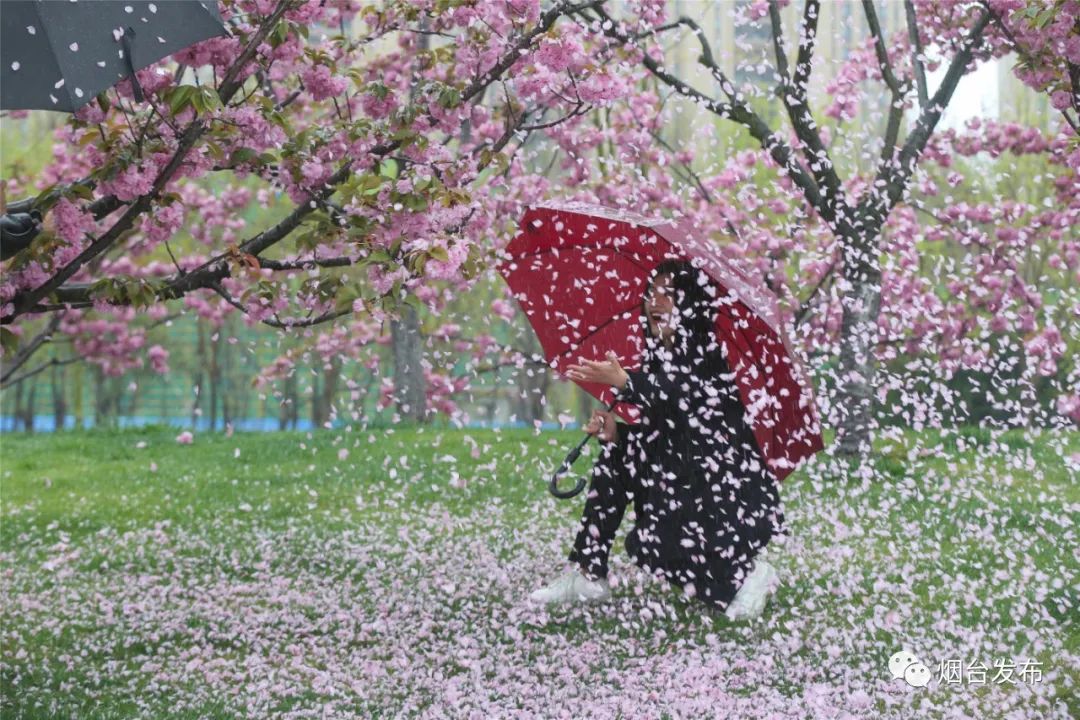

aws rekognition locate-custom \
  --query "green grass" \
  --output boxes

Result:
[1,425,1078,719]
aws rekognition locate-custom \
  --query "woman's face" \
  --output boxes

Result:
[644,273,677,345]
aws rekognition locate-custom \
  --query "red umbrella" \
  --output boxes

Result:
[496,201,823,488]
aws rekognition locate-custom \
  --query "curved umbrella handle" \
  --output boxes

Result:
[548,397,621,500]
[548,433,591,499]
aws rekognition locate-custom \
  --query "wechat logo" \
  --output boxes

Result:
[889,649,931,688]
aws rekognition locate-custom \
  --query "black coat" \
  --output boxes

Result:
[612,342,789,607]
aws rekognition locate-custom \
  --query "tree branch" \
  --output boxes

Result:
[792,0,818,99]
[0,314,61,384]
[767,0,792,83]
[793,260,838,327]
[580,5,828,216]
[3,0,294,323]
[766,0,846,226]
[904,0,929,108]
[1,354,82,389]
[981,1,1080,134]
[864,9,992,230]
[862,0,908,97]
[7,0,604,337]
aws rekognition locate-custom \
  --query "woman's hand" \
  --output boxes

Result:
[566,350,629,390]
[583,409,618,443]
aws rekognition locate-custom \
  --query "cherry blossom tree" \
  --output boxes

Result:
[0,0,620,408]
[557,0,1079,455]
[2,0,1076,452]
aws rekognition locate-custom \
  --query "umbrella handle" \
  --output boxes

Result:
[548,397,621,500]
[548,434,591,499]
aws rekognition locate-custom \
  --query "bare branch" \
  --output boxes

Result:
[792,0,819,99]
[1,355,82,389]
[767,0,791,83]
[864,0,912,164]
[580,6,828,215]
[904,0,929,108]
[648,129,712,203]
[767,0,846,225]
[864,9,993,228]
[793,261,838,327]
[0,314,61,384]
[862,0,908,97]
[520,101,592,131]
[881,94,904,164]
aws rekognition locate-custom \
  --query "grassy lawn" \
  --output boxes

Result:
[1,425,1077,719]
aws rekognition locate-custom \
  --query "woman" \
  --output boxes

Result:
[529,259,788,619]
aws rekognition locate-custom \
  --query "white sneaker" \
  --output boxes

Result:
[529,568,612,605]
[723,558,778,621]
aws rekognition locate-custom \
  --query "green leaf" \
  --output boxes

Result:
[365,248,392,264]
[391,128,418,147]
[438,86,461,109]
[334,283,360,313]
[268,110,289,130]
[33,183,60,208]
[198,86,223,112]
[270,19,289,47]
[69,184,94,201]
[165,85,196,116]
[459,253,483,281]
[229,148,261,166]
[379,159,399,179]
[366,81,389,99]
[1034,6,1055,27]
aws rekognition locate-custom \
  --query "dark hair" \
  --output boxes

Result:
[639,258,730,377]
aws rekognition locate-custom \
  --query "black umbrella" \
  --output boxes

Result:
[1,0,227,112]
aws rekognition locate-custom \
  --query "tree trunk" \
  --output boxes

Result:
[516,332,548,425]
[50,363,66,431]
[523,365,549,425]
[391,303,427,422]
[289,373,300,429]
[833,233,882,457]
[277,380,289,431]
[208,331,221,432]
[192,320,205,430]
[314,358,341,429]
[93,366,107,428]
[388,24,432,426]
[15,381,34,432]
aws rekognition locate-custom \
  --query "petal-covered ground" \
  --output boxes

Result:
[1,427,1077,719]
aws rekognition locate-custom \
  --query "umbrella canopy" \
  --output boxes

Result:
[496,200,824,482]
[1,0,226,112]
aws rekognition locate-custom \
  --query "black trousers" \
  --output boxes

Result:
[566,422,764,608]
[567,422,641,581]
